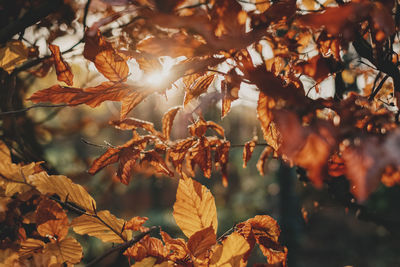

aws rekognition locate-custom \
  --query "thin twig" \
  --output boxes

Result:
[0,104,69,116]
[83,0,92,30]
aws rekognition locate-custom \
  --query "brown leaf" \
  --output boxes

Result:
[162,106,181,140]
[83,30,129,81]
[294,55,336,83]
[160,231,189,261]
[110,117,158,135]
[29,82,132,108]
[19,238,45,258]
[124,235,168,262]
[188,137,212,178]
[36,199,69,241]
[257,91,281,151]
[214,140,230,187]
[49,44,73,86]
[120,91,149,119]
[173,176,218,238]
[125,216,149,232]
[187,226,216,260]
[167,138,197,172]
[221,77,240,118]
[243,140,256,168]
[256,146,273,176]
[184,74,215,106]
[141,150,174,177]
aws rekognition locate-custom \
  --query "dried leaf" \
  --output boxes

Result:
[120,91,149,119]
[0,40,28,73]
[257,92,280,151]
[28,172,96,214]
[243,140,256,168]
[168,138,197,172]
[188,137,212,178]
[124,235,168,262]
[209,232,249,267]
[49,44,73,86]
[187,226,216,260]
[141,150,174,177]
[36,199,69,241]
[160,231,189,261]
[111,118,158,135]
[214,140,230,187]
[256,146,273,176]
[43,237,82,264]
[162,107,181,140]
[19,239,45,258]
[71,210,131,243]
[125,216,149,232]
[173,176,218,238]
[184,74,215,106]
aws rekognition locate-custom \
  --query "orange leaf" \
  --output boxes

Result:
[140,150,174,177]
[49,44,73,86]
[188,137,212,178]
[187,226,216,260]
[184,74,215,106]
[243,140,256,168]
[256,146,273,176]
[36,199,69,241]
[125,216,149,232]
[257,91,280,151]
[120,91,149,119]
[43,237,83,264]
[167,138,197,172]
[209,232,250,266]
[124,235,168,262]
[110,118,158,135]
[160,231,189,262]
[173,176,218,238]
[214,140,230,187]
[162,106,181,140]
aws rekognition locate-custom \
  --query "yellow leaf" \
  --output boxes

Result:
[0,40,28,74]
[131,257,157,267]
[28,172,96,214]
[173,176,217,238]
[43,237,82,264]
[71,210,131,243]
[209,232,250,267]
[36,199,69,241]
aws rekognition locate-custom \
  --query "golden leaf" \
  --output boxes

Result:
[71,210,131,243]
[162,107,181,140]
[28,172,96,214]
[209,232,249,267]
[187,226,216,260]
[173,176,217,238]
[43,237,82,264]
[160,231,189,262]
[19,238,45,258]
[0,40,28,74]
[36,199,69,241]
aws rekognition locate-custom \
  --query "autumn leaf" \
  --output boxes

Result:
[120,90,150,119]
[43,237,82,264]
[28,172,97,214]
[36,199,69,241]
[110,117,159,135]
[184,74,215,106]
[214,140,230,187]
[187,137,212,178]
[209,232,250,267]
[125,216,149,232]
[160,231,189,262]
[187,226,216,260]
[162,106,181,140]
[19,238,45,258]
[140,150,174,177]
[167,138,197,172]
[124,235,168,262]
[0,40,28,73]
[243,140,256,168]
[256,146,273,176]
[173,176,218,238]
[49,44,73,86]
[71,210,131,243]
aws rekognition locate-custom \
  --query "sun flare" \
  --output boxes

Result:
[143,57,176,87]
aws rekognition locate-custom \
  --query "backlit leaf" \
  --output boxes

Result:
[19,238,45,258]
[257,91,280,151]
[43,237,82,264]
[71,210,131,243]
[160,231,189,262]
[173,176,217,238]
[141,150,174,177]
[187,226,216,260]
[125,216,149,232]
[184,74,215,106]
[168,138,197,172]
[124,235,168,262]
[209,232,249,267]
[243,140,256,168]
[256,146,273,176]
[49,44,73,86]
[162,107,181,140]
[111,118,158,135]
[28,172,96,214]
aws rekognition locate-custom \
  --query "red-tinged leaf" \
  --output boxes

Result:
[162,106,181,140]
[188,137,212,178]
[110,118,158,135]
[83,30,129,81]
[294,55,337,83]
[125,216,149,232]
[137,32,206,58]
[243,140,256,168]
[184,74,215,106]
[36,199,69,241]
[94,49,129,81]
[121,91,149,119]
[173,175,218,238]
[257,91,281,151]
[257,146,273,176]
[124,235,168,262]
[168,138,197,172]
[29,82,132,108]
[298,2,371,36]
[141,150,174,177]
[49,44,73,86]
[160,231,189,262]
[188,226,216,260]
